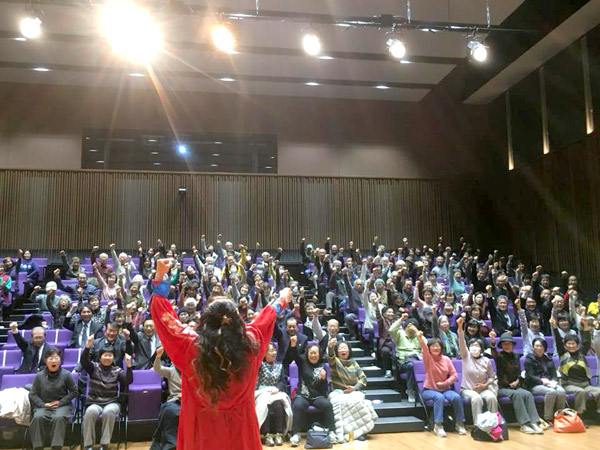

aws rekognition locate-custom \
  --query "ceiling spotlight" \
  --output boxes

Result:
[32,67,51,72]
[20,14,42,39]
[212,153,220,156]
[302,29,322,56]
[386,38,406,59]
[178,186,187,193]
[318,55,334,60]
[211,164,219,167]
[177,144,188,155]
[219,77,235,82]
[128,72,146,77]
[101,1,162,62]
[305,82,320,86]
[375,85,390,89]
[211,23,236,53]
[468,40,488,62]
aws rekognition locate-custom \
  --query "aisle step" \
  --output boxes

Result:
[372,416,425,433]
[363,366,384,377]
[364,389,403,403]
[355,356,376,367]
[372,401,422,418]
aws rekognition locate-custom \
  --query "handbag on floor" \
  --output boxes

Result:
[471,411,508,442]
[553,409,586,433]
[304,422,332,449]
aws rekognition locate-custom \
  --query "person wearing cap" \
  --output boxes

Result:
[81,334,132,450]
[389,314,422,403]
[456,316,498,421]
[524,337,565,427]
[551,315,600,421]
[417,330,466,438]
[490,330,544,434]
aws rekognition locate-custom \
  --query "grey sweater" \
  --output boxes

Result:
[29,368,78,409]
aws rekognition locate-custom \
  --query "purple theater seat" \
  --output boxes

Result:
[0,350,23,382]
[3,330,32,350]
[62,279,79,287]
[128,370,162,421]
[483,320,492,330]
[1,373,36,390]
[32,258,47,267]
[62,348,83,372]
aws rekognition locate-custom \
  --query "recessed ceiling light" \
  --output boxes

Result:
[153,162,162,166]
[96,160,104,163]
[375,85,390,89]
[220,77,235,82]
[265,166,273,169]
[89,149,98,152]
[129,72,146,77]
[305,82,320,86]
[32,67,51,72]
[85,137,90,140]
[210,164,219,167]
[148,138,157,142]
[212,153,220,157]
[214,141,222,144]
[12,37,27,41]
[270,156,275,159]
[400,60,412,64]
[318,56,334,60]
[151,151,159,155]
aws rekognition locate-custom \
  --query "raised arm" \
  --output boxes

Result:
[456,316,467,359]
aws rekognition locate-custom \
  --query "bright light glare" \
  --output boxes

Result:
[177,144,188,155]
[20,16,42,39]
[211,24,236,53]
[101,2,162,62]
[472,43,488,62]
[386,38,406,59]
[302,32,322,56]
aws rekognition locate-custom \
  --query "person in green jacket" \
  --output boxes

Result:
[389,313,422,402]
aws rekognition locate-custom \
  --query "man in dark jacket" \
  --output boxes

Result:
[9,322,52,373]
[127,318,162,370]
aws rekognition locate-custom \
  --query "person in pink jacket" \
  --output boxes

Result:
[418,330,467,438]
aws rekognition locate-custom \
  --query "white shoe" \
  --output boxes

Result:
[290,433,301,447]
[329,431,338,444]
[530,423,544,434]
[455,422,467,435]
[384,370,393,379]
[264,434,275,446]
[433,423,447,437]
[407,390,416,403]
[520,424,536,434]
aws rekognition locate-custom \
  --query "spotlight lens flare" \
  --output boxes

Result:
[472,44,488,62]
[302,32,322,56]
[386,38,406,59]
[20,16,42,39]
[177,144,188,155]
[211,24,236,53]
[101,2,162,62]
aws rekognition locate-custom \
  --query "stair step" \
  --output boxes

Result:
[363,366,384,377]
[366,376,395,389]
[373,401,422,418]
[372,416,425,433]
[364,389,403,403]
[346,340,361,346]
[350,347,365,357]
[354,356,376,367]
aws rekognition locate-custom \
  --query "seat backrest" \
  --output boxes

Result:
[1,373,35,389]
[6,330,32,346]
[132,369,162,385]
[587,355,598,385]
[56,329,73,343]
[63,348,82,363]
[357,307,366,322]
[0,349,23,368]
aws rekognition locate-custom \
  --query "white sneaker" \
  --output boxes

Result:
[433,423,447,437]
[455,422,467,435]
[264,434,275,446]
[407,390,416,403]
[384,370,393,379]
[520,424,536,434]
[290,433,301,447]
[329,431,338,444]
[529,423,544,434]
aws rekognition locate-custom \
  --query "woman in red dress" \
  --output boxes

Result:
[150,259,291,450]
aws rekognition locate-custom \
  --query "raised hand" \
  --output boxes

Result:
[125,353,132,367]
[290,335,297,347]
[156,346,164,358]
[86,334,95,348]
[328,337,337,349]
[9,322,18,333]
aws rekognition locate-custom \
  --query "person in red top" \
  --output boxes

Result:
[150,259,291,450]
[418,330,467,438]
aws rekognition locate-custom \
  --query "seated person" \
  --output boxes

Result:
[289,342,336,447]
[46,294,72,329]
[55,272,100,304]
[9,322,51,373]
[0,262,11,323]
[126,316,161,370]
[81,335,133,450]
[273,316,307,369]
[417,330,466,438]
[432,307,459,358]
[490,331,544,434]
[89,322,134,366]
[318,319,345,357]
[29,347,78,450]
[486,287,519,336]
[255,342,291,447]
[524,337,565,427]
[456,316,498,421]
[327,339,376,442]
[64,303,103,348]
[389,315,421,402]
[551,316,600,422]
[151,347,182,450]
[376,306,397,378]
[30,282,57,313]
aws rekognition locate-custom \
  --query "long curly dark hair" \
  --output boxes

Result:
[195,297,258,404]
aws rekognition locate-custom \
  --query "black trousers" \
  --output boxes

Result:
[29,405,71,449]
[260,400,286,434]
[150,401,180,450]
[380,344,393,371]
[291,396,335,434]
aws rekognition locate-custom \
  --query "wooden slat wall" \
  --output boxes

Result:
[503,132,600,288]
[0,170,479,251]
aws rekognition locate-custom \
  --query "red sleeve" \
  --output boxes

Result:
[150,293,198,371]
[246,305,276,366]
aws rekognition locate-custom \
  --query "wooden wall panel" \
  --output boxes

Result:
[0,170,479,253]
[503,132,600,289]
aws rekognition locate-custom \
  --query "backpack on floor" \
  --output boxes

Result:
[304,422,332,449]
